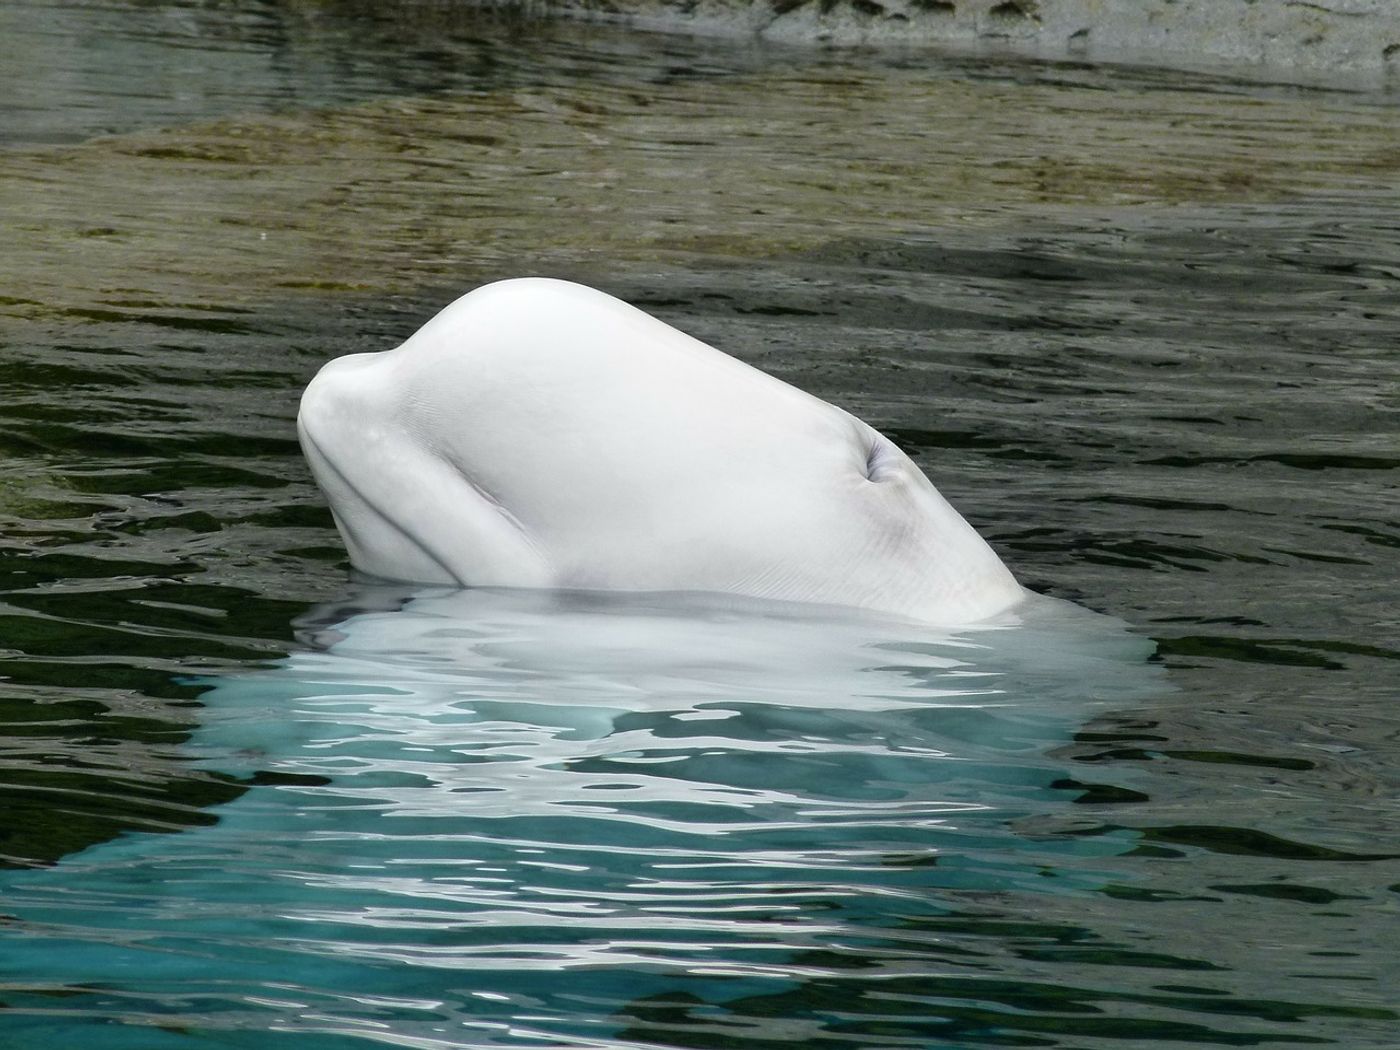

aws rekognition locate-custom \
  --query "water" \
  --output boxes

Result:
[1,1,1398,1046]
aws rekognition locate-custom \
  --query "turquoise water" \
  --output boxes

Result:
[2,589,1159,1046]
[1,2,1398,1046]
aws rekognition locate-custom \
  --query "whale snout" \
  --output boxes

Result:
[297,337,554,591]
[297,351,460,586]
[298,352,387,445]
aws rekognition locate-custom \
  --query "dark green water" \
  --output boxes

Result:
[1,1,1397,1046]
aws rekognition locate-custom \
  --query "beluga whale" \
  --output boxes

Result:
[298,277,1026,624]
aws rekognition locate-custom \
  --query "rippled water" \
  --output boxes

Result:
[2,1,1398,1046]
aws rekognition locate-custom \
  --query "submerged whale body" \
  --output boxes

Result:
[0,583,1156,1048]
[298,277,1024,624]
[196,584,1156,788]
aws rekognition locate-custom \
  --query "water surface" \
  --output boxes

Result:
[1,2,1397,1047]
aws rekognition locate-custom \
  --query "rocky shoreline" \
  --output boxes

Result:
[490,0,1400,85]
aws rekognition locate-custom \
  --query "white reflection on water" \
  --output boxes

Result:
[197,585,1156,810]
[0,588,1156,1044]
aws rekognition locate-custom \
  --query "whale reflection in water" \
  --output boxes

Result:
[196,585,1158,825]
[0,586,1159,1046]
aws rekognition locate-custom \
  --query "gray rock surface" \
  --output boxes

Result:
[499,0,1400,84]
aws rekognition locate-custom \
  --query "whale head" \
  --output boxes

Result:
[297,278,1024,624]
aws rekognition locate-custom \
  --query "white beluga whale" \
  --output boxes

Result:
[0,296,1171,1049]
[298,277,1024,624]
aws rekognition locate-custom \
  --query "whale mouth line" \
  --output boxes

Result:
[299,426,461,585]
[436,450,544,566]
